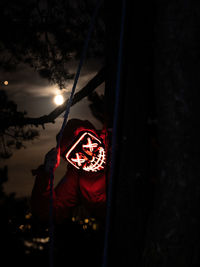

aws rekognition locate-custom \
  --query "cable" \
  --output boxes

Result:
[48,1,103,266]
[102,1,126,266]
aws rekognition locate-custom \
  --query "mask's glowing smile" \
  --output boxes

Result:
[64,132,106,172]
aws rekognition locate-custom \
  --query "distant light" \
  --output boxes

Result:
[83,225,88,230]
[25,213,32,220]
[4,81,8,86]
[92,223,97,231]
[54,94,64,105]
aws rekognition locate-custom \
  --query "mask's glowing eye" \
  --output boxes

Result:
[71,153,85,166]
[82,138,98,152]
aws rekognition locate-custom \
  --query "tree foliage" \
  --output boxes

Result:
[0,0,105,88]
[0,89,39,158]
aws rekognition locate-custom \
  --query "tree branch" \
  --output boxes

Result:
[10,67,105,127]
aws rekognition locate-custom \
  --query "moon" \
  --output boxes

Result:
[54,94,64,105]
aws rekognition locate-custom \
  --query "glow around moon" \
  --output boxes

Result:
[54,94,64,105]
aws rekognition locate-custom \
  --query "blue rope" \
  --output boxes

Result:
[102,1,126,266]
[56,0,102,147]
[48,1,102,266]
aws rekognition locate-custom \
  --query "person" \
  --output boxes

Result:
[31,118,108,225]
[31,119,108,266]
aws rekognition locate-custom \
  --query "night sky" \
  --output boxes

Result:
[0,59,104,197]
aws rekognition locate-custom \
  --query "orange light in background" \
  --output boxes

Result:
[4,81,8,86]
[92,223,97,231]
[25,213,32,220]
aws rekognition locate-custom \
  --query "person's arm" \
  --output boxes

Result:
[31,149,80,224]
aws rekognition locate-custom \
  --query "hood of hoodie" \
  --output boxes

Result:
[57,119,99,157]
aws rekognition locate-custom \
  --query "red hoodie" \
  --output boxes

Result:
[31,119,108,224]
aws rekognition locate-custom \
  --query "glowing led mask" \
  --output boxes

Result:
[64,131,106,172]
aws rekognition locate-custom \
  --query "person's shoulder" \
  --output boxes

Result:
[66,164,80,176]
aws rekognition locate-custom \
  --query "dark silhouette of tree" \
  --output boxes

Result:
[0,0,105,88]
[104,1,200,267]
[104,2,156,267]
[88,90,105,124]
[0,89,39,158]
[143,1,200,267]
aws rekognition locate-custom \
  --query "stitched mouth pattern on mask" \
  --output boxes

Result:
[83,147,106,172]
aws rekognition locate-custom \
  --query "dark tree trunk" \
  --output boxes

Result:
[105,1,154,266]
[104,1,121,128]
[144,1,200,267]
